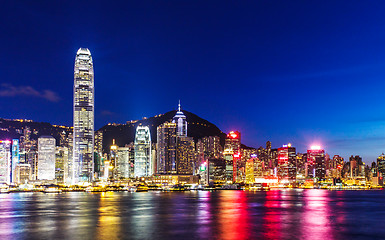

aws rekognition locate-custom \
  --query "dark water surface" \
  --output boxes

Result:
[0,190,384,240]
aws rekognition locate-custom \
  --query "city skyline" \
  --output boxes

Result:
[1,3,385,240]
[2,1,385,162]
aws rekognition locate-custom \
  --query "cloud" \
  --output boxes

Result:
[0,83,60,102]
[101,110,115,116]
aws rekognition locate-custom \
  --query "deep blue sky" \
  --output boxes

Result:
[1,1,385,163]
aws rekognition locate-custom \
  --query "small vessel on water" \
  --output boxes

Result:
[43,184,62,193]
[247,183,270,191]
[136,183,149,192]
[169,184,186,191]
[123,186,137,192]
[148,184,162,191]
[43,187,62,193]
[0,183,9,193]
[85,186,106,192]
[0,187,9,193]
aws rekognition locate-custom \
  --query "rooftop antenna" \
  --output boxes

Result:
[178,100,181,111]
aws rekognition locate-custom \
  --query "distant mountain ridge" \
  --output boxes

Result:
[0,110,252,153]
[97,110,227,153]
[0,118,71,145]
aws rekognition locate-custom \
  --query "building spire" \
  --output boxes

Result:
[178,100,181,112]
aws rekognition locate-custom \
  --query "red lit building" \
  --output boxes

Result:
[233,152,241,182]
[224,131,241,154]
[307,146,325,179]
[277,144,296,182]
[224,131,243,182]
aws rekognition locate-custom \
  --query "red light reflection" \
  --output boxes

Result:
[218,191,250,240]
[301,190,332,240]
[261,190,282,239]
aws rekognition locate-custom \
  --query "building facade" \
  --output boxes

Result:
[11,139,20,183]
[38,136,56,180]
[134,126,152,177]
[307,146,325,179]
[73,48,94,183]
[116,147,131,179]
[55,146,69,184]
[277,144,296,182]
[0,140,11,184]
[377,154,385,177]
[172,101,187,137]
[224,131,241,154]
[157,122,177,174]
[176,136,195,175]
[15,164,31,184]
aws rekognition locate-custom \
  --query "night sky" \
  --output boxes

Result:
[2,1,385,163]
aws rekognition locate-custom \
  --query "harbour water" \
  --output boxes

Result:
[0,190,384,240]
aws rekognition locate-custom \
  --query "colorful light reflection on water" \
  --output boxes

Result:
[0,190,385,239]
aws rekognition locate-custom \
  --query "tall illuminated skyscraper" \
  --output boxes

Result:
[134,126,152,177]
[73,48,94,183]
[172,101,187,137]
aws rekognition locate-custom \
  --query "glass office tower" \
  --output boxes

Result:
[73,48,94,183]
[134,126,152,177]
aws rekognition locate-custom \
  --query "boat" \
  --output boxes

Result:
[85,186,106,192]
[248,183,270,191]
[169,184,186,191]
[43,187,62,193]
[123,186,137,192]
[0,183,9,193]
[136,184,149,192]
[148,184,162,191]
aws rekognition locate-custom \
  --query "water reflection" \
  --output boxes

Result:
[0,194,16,238]
[262,190,283,239]
[129,192,156,239]
[301,190,332,240]
[218,191,250,240]
[196,191,212,239]
[0,190,384,239]
[96,192,122,239]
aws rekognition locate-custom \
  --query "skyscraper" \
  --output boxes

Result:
[245,158,254,184]
[73,48,94,183]
[157,122,177,174]
[224,131,241,154]
[377,154,385,177]
[176,136,195,175]
[38,136,56,180]
[277,144,296,182]
[116,147,131,179]
[198,136,222,159]
[109,139,118,179]
[55,146,69,184]
[307,146,325,179]
[11,139,20,183]
[223,149,234,183]
[0,140,11,184]
[172,101,187,137]
[224,131,241,182]
[134,126,152,177]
